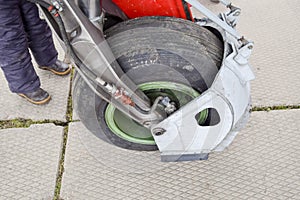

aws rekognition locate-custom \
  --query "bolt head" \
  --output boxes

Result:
[152,128,166,136]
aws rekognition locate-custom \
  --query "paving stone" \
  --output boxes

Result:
[235,0,300,107]
[194,0,300,107]
[0,124,64,200]
[0,37,70,121]
[61,110,300,199]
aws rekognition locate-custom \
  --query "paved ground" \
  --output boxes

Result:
[61,110,300,200]
[0,124,63,200]
[0,0,300,199]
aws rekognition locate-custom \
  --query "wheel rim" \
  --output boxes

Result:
[104,82,208,145]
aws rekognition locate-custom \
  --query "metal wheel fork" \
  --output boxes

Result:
[150,0,255,162]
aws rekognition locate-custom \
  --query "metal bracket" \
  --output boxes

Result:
[224,5,241,27]
[227,42,255,84]
[235,42,254,65]
[151,90,234,162]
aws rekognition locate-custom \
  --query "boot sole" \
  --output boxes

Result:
[39,65,72,76]
[18,93,51,105]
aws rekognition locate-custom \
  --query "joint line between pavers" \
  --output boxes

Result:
[252,105,300,112]
[53,67,74,200]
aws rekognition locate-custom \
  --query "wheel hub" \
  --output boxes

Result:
[104,82,208,145]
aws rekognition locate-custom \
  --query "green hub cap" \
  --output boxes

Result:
[105,82,208,145]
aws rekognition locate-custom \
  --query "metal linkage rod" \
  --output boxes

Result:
[185,0,241,39]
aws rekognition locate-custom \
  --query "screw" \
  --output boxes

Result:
[153,128,166,136]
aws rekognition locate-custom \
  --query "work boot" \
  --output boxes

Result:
[39,60,71,76]
[18,88,51,105]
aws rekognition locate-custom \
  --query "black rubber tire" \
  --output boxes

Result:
[73,17,223,151]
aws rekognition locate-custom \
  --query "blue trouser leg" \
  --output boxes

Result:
[20,0,58,66]
[0,0,57,93]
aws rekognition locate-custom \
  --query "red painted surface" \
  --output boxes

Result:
[112,0,193,20]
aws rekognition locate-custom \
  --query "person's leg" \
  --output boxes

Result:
[20,0,58,66]
[0,0,40,93]
[20,0,71,76]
